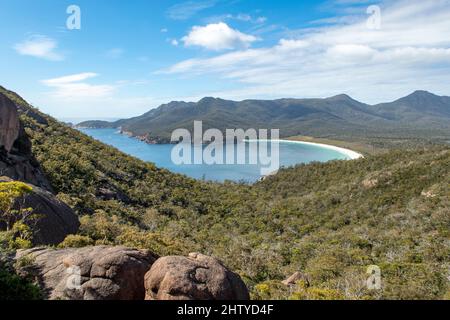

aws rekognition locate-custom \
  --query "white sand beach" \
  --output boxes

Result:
[278,139,364,160]
[246,139,364,160]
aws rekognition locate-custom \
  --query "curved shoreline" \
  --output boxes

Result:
[246,139,364,160]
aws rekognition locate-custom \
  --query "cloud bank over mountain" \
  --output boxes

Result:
[164,0,450,103]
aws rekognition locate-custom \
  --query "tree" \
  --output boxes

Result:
[0,181,35,249]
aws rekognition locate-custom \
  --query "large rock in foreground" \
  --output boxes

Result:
[0,177,79,245]
[144,253,250,300]
[19,183,79,245]
[16,246,158,300]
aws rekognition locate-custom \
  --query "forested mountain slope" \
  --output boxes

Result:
[1,86,449,300]
[79,91,450,143]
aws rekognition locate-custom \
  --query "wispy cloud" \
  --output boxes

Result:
[162,0,450,103]
[42,73,98,85]
[234,14,267,24]
[41,73,115,99]
[14,35,64,61]
[205,13,268,24]
[167,0,217,20]
[38,74,158,118]
[182,22,259,51]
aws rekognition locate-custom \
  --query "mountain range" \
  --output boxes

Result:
[78,91,450,143]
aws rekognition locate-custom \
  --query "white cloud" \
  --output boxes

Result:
[182,22,259,51]
[42,73,98,85]
[14,35,63,61]
[171,39,179,46]
[162,0,450,103]
[41,73,114,99]
[38,75,159,118]
[326,44,376,61]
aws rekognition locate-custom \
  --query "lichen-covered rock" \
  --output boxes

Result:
[0,177,79,245]
[144,252,250,300]
[15,246,158,300]
[0,92,20,153]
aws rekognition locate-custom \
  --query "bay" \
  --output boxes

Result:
[79,128,350,182]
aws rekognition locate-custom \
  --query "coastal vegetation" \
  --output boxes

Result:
[1,86,449,300]
[0,181,42,300]
[0,181,34,250]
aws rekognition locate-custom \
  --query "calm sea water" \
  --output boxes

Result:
[79,128,349,182]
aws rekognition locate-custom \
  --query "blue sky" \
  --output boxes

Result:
[1,0,450,119]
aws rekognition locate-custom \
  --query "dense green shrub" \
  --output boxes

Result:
[0,182,35,249]
[0,265,42,300]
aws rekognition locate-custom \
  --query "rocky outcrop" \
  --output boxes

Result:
[17,183,79,245]
[13,247,250,300]
[0,152,53,192]
[144,253,250,300]
[0,176,79,245]
[282,272,310,287]
[15,246,158,300]
[96,185,130,203]
[0,93,20,153]
[0,93,52,191]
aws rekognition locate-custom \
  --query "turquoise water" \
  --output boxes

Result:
[79,128,349,182]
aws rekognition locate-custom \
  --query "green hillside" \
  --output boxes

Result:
[1,86,449,300]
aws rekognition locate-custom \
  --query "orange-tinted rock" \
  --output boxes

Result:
[144,252,249,300]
